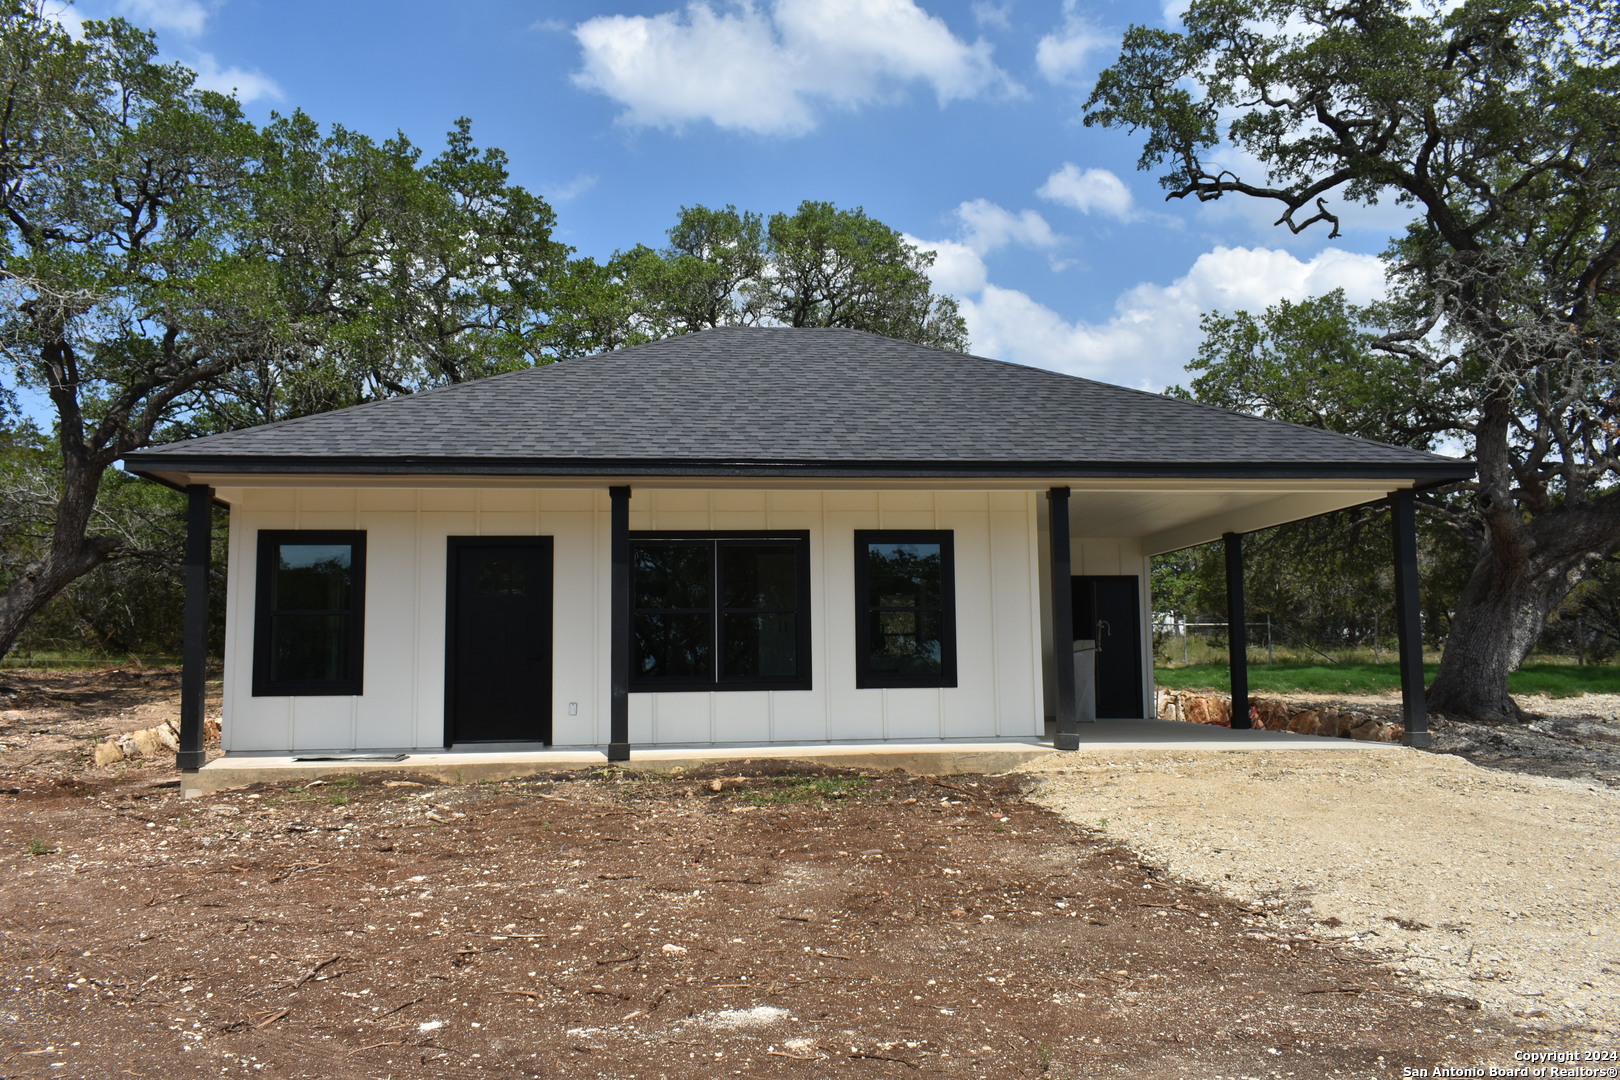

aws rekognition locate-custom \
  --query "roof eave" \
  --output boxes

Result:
[123,453,1476,486]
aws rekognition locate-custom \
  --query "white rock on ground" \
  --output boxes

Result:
[1023,747,1620,1036]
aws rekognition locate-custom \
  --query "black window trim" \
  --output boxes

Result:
[628,529,812,693]
[252,529,367,697]
[854,528,958,690]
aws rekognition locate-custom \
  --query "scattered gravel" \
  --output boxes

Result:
[1025,745,1620,1037]
[1433,694,1620,786]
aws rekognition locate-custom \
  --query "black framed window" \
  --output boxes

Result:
[631,532,810,692]
[253,530,366,696]
[855,530,957,689]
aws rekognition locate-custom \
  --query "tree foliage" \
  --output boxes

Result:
[1174,291,1450,446]
[589,201,969,351]
[0,6,253,657]
[0,2,578,657]
[609,204,770,338]
[180,113,575,433]
[1151,505,1479,665]
[1087,0,1620,719]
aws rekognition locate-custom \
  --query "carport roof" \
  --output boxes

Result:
[125,327,1473,485]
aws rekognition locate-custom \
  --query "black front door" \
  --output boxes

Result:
[446,537,553,744]
[1072,576,1144,719]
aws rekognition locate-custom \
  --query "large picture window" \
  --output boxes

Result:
[253,530,366,696]
[631,532,810,692]
[854,530,957,689]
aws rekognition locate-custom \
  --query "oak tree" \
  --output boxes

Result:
[0,3,572,657]
[1087,0,1620,720]
[586,201,969,351]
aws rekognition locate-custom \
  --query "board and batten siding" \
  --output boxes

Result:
[1034,526,1156,721]
[215,486,1047,754]
[1065,539,1156,723]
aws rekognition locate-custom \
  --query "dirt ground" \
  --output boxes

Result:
[1258,688,1620,787]
[1,668,1614,1079]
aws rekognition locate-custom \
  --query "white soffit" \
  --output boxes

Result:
[1086,487,1396,555]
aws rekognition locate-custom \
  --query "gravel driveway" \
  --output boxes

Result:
[1025,745,1620,1040]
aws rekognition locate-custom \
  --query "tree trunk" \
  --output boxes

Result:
[1427,560,1561,722]
[0,466,119,659]
[1428,498,1620,722]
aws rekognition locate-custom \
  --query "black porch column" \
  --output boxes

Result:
[1224,532,1252,729]
[608,485,632,762]
[1049,487,1080,749]
[178,484,212,772]
[1390,488,1432,747]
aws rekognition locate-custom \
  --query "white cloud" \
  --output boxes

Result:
[1038,163,1135,221]
[971,1,1012,30]
[187,52,281,102]
[913,239,1387,390]
[910,236,989,295]
[955,198,1057,254]
[1081,247,1387,382]
[1160,0,1193,24]
[572,0,1013,136]
[575,6,811,134]
[1035,0,1108,83]
[543,173,598,204]
[42,1,85,37]
[113,0,212,37]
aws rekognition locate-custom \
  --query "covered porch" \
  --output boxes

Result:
[156,471,1441,790]
[1041,479,1435,751]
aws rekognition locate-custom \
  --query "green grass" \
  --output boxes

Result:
[739,775,873,805]
[269,774,361,806]
[1154,662,1620,697]
[23,837,51,857]
[326,775,360,804]
[1510,664,1620,696]
[0,654,182,670]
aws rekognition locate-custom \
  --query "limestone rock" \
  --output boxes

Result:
[1315,711,1349,738]
[1157,690,1401,742]
[1251,699,1290,730]
[128,728,164,758]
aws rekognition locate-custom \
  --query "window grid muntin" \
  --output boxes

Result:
[630,532,810,692]
[854,529,958,690]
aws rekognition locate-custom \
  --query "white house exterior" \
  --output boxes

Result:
[215,485,1060,752]
[125,328,1472,767]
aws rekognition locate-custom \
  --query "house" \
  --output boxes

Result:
[124,327,1473,774]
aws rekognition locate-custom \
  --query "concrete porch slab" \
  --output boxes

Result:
[182,718,1397,797]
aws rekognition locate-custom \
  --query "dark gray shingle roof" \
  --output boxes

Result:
[125,327,1471,482]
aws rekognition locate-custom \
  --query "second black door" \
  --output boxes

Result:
[446,538,553,744]
[1071,575,1144,719]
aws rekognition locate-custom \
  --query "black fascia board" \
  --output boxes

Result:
[123,452,1476,485]
[118,465,235,508]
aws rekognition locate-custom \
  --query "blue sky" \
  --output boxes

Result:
[64,0,1413,393]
